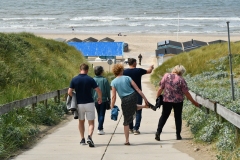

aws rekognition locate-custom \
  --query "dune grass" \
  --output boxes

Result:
[0,32,116,159]
[151,42,240,86]
[0,32,94,105]
[151,42,240,159]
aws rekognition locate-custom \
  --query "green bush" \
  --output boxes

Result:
[0,100,67,159]
[151,43,240,158]
[0,32,92,105]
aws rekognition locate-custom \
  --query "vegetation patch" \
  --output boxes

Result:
[151,42,240,159]
[0,100,67,160]
[0,32,93,105]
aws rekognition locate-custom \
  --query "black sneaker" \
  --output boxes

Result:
[80,138,86,145]
[155,132,160,141]
[176,135,182,140]
[87,136,95,147]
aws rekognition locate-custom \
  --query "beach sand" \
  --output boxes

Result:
[38,33,240,53]
[36,33,238,159]
[38,33,240,65]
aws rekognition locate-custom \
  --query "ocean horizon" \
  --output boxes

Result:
[1,0,240,34]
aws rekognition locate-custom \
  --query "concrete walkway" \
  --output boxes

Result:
[13,57,194,160]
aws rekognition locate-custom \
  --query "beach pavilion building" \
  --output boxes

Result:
[68,41,124,71]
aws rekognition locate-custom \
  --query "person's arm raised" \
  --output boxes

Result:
[146,65,154,74]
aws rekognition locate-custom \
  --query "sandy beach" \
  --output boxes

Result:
[37,33,240,72]
[38,33,240,52]
[38,33,240,63]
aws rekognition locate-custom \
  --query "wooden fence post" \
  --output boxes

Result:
[57,90,60,103]
[206,108,210,114]
[32,103,36,110]
[213,102,219,120]
[65,93,68,101]
[236,127,240,143]
[44,99,48,107]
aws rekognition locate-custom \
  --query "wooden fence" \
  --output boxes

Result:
[0,89,239,137]
[190,91,240,139]
[0,88,68,116]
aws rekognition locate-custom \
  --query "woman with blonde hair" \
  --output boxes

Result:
[155,65,201,141]
[110,64,151,145]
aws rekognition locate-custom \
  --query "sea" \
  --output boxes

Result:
[1,0,240,34]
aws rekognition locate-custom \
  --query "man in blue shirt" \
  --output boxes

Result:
[68,63,102,147]
[123,58,154,135]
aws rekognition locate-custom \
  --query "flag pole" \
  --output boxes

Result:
[226,21,235,101]
[177,13,179,42]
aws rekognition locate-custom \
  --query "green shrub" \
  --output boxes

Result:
[0,99,68,159]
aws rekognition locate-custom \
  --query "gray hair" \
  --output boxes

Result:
[172,65,186,76]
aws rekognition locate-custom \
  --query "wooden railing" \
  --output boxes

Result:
[0,89,239,138]
[0,88,68,116]
[190,91,240,139]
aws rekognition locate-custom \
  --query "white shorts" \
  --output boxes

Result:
[77,102,95,120]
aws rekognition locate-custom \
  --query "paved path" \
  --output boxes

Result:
[13,57,194,160]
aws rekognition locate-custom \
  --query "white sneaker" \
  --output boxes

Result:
[98,130,105,135]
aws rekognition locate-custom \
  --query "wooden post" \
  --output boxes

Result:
[57,90,60,103]
[206,108,210,114]
[44,99,48,107]
[214,101,218,119]
[236,127,240,143]
[65,93,68,101]
[32,103,36,110]
[54,96,57,103]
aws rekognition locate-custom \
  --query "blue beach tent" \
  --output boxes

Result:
[68,42,124,57]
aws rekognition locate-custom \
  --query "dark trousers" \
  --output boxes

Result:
[95,102,106,130]
[129,93,142,130]
[157,102,183,135]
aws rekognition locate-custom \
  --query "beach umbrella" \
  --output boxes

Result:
[83,37,98,42]
[67,37,83,42]
[99,37,115,42]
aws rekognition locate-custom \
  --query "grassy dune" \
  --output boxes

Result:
[151,42,240,83]
[151,42,240,159]
[0,32,93,105]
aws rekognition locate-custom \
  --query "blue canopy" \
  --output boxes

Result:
[68,42,124,56]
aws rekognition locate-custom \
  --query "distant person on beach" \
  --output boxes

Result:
[118,32,122,36]
[138,54,142,65]
[123,58,154,135]
[110,64,154,145]
[71,26,74,32]
[68,63,102,147]
[155,65,201,141]
[92,66,111,135]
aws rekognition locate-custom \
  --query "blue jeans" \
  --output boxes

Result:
[95,102,106,130]
[129,93,142,130]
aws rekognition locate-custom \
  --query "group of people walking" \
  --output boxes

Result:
[67,58,200,148]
